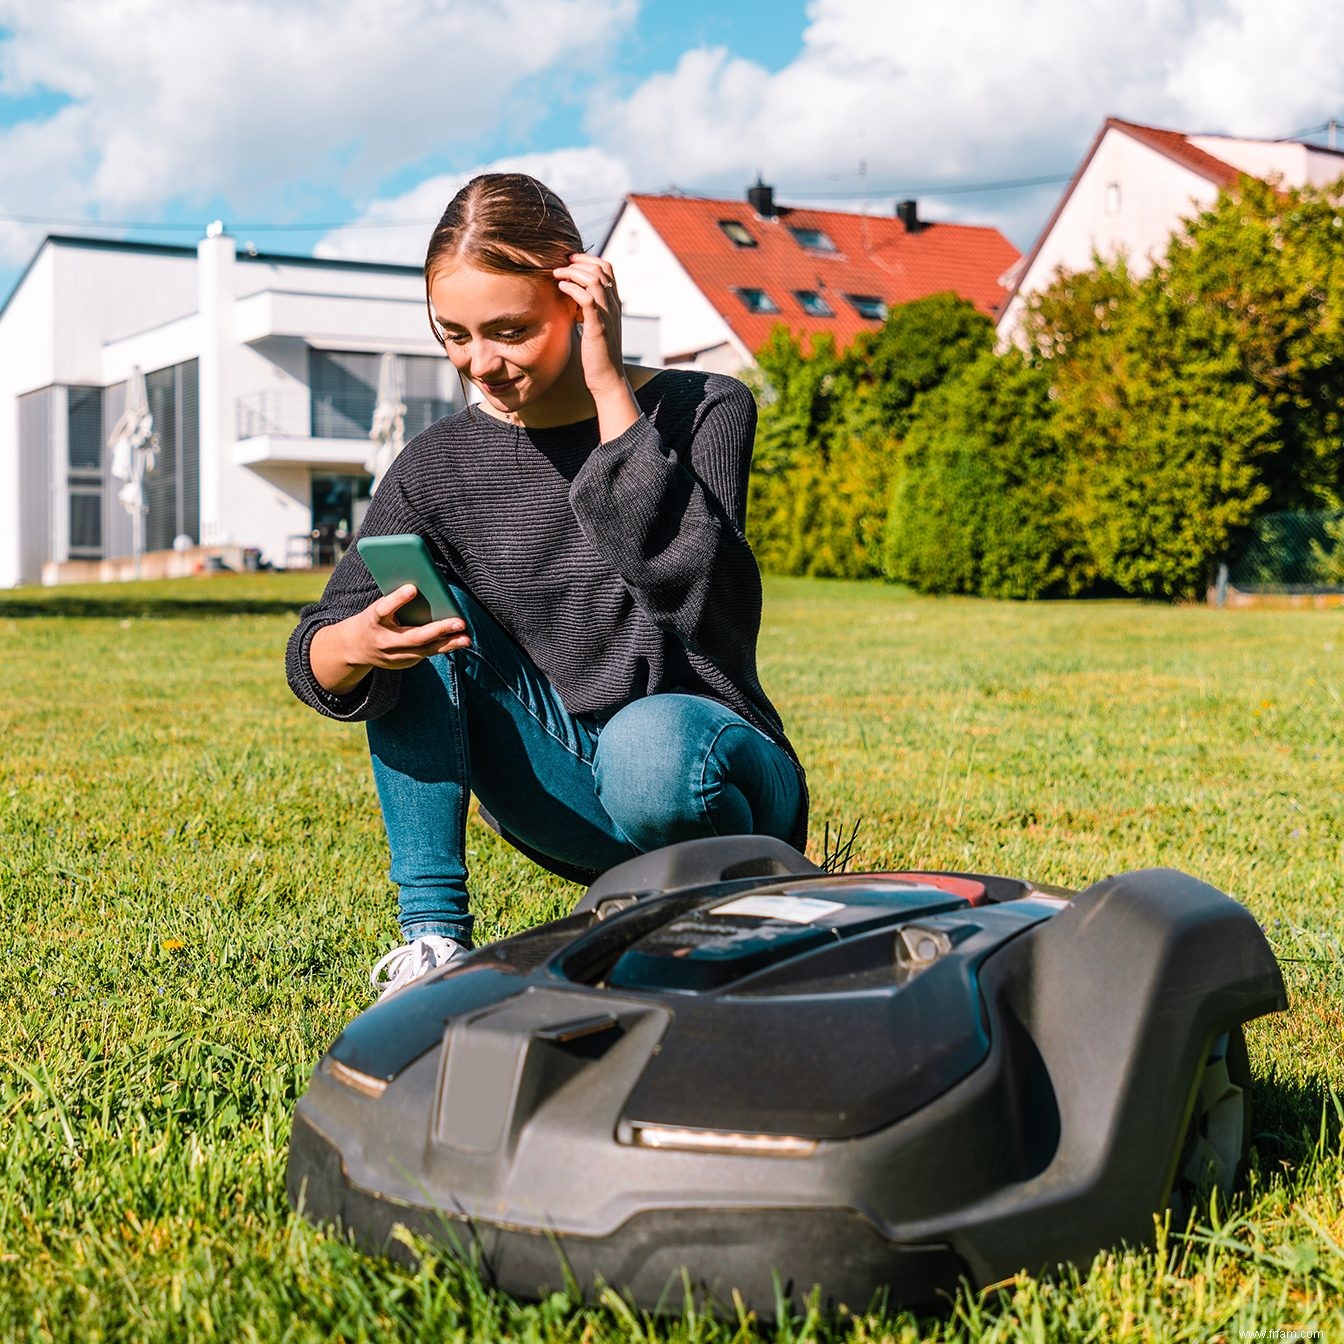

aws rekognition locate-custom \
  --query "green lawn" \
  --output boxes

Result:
[1,573,1341,1342]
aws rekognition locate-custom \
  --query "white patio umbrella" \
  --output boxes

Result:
[366,353,406,493]
[107,366,159,577]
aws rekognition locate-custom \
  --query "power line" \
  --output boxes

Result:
[0,175,1073,236]
[1,118,1338,237]
[782,171,1074,199]
[0,191,634,234]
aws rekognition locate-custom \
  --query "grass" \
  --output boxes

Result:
[1,572,1342,1342]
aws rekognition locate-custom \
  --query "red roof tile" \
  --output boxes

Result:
[624,193,1020,356]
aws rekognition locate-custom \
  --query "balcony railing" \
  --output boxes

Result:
[236,390,455,441]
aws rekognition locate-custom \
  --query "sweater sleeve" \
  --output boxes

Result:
[284,453,427,722]
[567,376,761,658]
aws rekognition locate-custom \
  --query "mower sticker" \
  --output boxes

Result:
[709,895,846,923]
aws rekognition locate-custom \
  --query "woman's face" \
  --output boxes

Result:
[428,261,578,413]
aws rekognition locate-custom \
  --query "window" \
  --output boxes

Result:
[718,220,757,248]
[310,350,455,440]
[68,387,104,471]
[733,287,780,314]
[845,293,887,321]
[787,225,838,253]
[67,386,105,559]
[144,360,201,554]
[1106,182,1121,216]
[69,490,102,557]
[794,289,835,317]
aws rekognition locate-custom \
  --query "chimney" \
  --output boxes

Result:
[896,199,921,233]
[747,177,776,218]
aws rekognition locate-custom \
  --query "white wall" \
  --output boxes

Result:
[602,202,747,365]
[237,255,424,302]
[1188,137,1344,189]
[998,129,1218,342]
[51,245,198,385]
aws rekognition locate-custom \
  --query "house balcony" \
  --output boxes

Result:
[234,389,454,469]
[233,289,442,354]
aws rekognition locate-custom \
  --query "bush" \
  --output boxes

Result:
[748,296,991,578]
[883,350,1069,598]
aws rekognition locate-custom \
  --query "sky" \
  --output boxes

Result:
[2,0,1343,306]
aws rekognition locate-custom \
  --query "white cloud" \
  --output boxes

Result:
[314,146,633,265]
[585,0,1344,243]
[0,0,636,244]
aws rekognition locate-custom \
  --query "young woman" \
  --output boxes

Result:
[285,174,808,996]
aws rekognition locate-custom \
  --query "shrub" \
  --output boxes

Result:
[883,350,1068,598]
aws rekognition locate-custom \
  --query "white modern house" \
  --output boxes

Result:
[0,229,661,587]
[997,117,1344,343]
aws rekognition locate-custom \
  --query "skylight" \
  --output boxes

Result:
[719,220,757,248]
[788,225,838,253]
[845,293,887,321]
[794,290,835,317]
[734,287,780,314]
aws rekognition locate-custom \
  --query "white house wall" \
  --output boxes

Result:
[102,312,201,386]
[1187,137,1344,189]
[602,203,745,366]
[51,246,198,385]
[998,130,1217,342]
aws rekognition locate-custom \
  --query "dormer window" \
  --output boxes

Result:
[845,293,887,320]
[734,287,780,314]
[794,289,835,317]
[719,220,757,248]
[787,225,838,253]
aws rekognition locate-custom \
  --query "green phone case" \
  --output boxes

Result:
[355,534,464,626]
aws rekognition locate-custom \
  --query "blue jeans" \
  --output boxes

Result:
[365,584,803,943]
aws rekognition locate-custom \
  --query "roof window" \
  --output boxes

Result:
[734,287,780,314]
[718,220,757,248]
[794,289,835,317]
[788,225,838,253]
[845,293,887,321]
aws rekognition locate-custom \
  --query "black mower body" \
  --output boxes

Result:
[288,837,1285,1313]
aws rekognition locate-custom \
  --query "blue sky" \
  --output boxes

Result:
[1,0,1341,305]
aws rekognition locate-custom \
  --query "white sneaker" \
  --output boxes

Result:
[369,934,468,1000]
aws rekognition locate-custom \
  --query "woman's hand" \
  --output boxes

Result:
[310,586,471,695]
[554,252,627,391]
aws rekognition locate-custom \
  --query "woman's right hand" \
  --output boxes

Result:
[310,585,471,694]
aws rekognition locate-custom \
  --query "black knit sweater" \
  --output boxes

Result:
[285,368,808,851]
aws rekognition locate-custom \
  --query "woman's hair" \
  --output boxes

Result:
[424,173,584,345]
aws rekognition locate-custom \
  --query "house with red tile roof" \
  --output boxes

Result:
[997,117,1344,344]
[599,183,1020,373]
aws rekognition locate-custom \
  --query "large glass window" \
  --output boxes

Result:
[309,350,454,439]
[69,490,102,556]
[310,472,373,564]
[67,386,104,559]
[143,359,200,553]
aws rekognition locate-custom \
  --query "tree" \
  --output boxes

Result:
[747,296,993,578]
[849,292,995,440]
[883,350,1069,598]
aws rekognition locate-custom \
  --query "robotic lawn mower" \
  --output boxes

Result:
[288,836,1285,1313]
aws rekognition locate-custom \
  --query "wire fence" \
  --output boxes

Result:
[1224,509,1344,593]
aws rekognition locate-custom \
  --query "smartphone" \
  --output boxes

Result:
[356,534,465,626]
